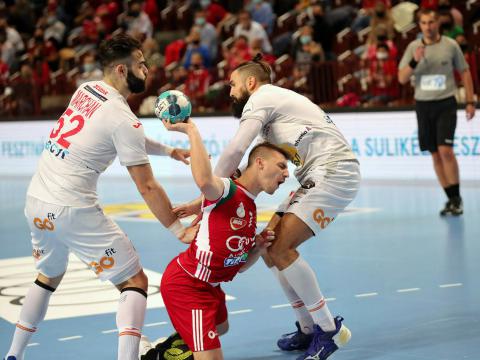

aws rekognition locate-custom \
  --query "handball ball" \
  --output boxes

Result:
[154,90,192,124]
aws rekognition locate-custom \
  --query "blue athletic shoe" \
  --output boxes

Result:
[277,321,314,351]
[297,316,351,360]
[6,356,18,360]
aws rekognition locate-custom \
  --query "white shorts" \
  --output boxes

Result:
[277,160,361,235]
[25,196,142,285]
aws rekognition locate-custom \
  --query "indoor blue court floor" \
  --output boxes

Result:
[1,175,479,360]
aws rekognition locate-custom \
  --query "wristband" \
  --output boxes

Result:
[409,58,418,69]
[168,219,186,238]
[466,101,476,106]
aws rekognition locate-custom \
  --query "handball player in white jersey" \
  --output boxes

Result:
[4,34,194,360]
[175,54,360,360]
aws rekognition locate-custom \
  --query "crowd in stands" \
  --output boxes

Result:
[0,0,479,118]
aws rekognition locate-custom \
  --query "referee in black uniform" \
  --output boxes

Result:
[398,8,476,216]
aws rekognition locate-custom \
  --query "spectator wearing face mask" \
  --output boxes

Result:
[294,25,325,70]
[362,24,398,62]
[183,26,212,69]
[194,9,218,60]
[248,0,275,35]
[184,52,211,109]
[76,53,103,87]
[234,10,272,54]
[362,42,399,105]
[119,0,153,39]
[369,1,395,40]
[351,0,391,33]
[438,11,463,39]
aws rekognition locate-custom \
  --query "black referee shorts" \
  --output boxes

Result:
[415,96,457,152]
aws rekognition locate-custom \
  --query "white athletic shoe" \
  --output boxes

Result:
[138,335,153,359]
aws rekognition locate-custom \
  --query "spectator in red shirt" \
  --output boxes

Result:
[32,56,51,96]
[223,35,251,78]
[184,52,211,109]
[200,0,227,26]
[165,39,186,66]
[95,0,120,33]
[363,42,399,105]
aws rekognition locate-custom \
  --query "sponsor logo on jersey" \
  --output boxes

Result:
[45,139,69,159]
[225,235,254,252]
[32,248,45,259]
[294,126,312,146]
[313,208,334,230]
[248,211,254,228]
[93,84,108,96]
[224,252,248,267]
[84,85,108,102]
[89,248,117,275]
[230,217,247,230]
[33,217,55,231]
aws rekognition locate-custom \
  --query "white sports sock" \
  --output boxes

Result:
[5,280,54,360]
[270,266,314,334]
[280,256,336,332]
[117,288,147,360]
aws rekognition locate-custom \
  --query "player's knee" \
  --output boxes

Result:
[267,241,294,264]
[118,269,148,291]
[37,272,64,289]
[438,146,455,161]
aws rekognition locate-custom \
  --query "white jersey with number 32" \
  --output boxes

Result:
[28,80,149,207]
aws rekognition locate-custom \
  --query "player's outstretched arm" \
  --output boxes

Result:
[128,163,193,241]
[213,118,263,177]
[239,229,275,272]
[145,137,191,164]
[162,119,225,201]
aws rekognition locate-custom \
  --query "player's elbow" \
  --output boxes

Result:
[136,179,159,197]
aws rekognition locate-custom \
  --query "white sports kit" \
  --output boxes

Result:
[26,80,152,284]
[215,84,360,234]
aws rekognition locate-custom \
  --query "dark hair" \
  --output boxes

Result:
[98,34,142,69]
[247,142,290,167]
[235,53,272,84]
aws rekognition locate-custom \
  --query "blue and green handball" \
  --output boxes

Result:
[154,90,192,124]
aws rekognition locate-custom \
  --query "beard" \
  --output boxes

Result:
[126,68,146,93]
[231,89,249,118]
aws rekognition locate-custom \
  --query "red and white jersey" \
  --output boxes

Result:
[27,81,149,206]
[177,178,257,283]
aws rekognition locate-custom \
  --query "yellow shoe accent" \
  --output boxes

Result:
[333,324,351,347]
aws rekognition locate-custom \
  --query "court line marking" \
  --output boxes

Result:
[439,283,462,288]
[229,309,253,315]
[271,303,290,309]
[144,321,168,327]
[397,288,421,293]
[22,282,467,348]
[58,335,83,341]
[355,292,378,298]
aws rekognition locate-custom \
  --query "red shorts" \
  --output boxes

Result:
[160,258,228,352]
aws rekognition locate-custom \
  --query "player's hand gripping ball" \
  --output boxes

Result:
[155,90,192,124]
